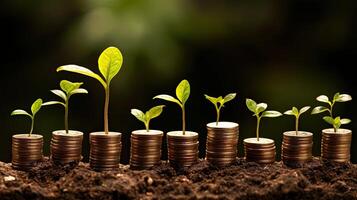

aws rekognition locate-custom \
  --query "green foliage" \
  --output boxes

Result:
[284,106,310,135]
[311,92,352,132]
[131,105,165,132]
[11,98,44,136]
[154,79,190,135]
[204,93,236,125]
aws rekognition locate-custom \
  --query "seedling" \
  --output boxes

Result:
[311,93,352,132]
[204,93,236,125]
[154,80,190,135]
[11,98,43,137]
[56,46,123,135]
[131,105,165,132]
[246,98,282,141]
[284,106,310,135]
[42,80,88,133]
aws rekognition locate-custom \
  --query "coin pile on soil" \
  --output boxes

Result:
[321,128,352,162]
[51,130,83,164]
[12,134,43,170]
[282,131,313,166]
[244,138,276,164]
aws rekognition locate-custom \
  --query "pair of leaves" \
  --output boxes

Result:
[204,93,236,107]
[246,98,282,118]
[131,105,165,130]
[284,106,310,117]
[312,93,352,114]
[154,80,190,107]
[323,116,351,130]
[11,98,43,118]
[57,47,123,88]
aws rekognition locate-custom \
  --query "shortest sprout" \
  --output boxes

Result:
[131,105,165,132]
[204,93,236,125]
[284,106,310,135]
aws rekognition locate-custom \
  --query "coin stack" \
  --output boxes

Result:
[89,132,122,171]
[51,130,83,164]
[206,122,239,167]
[167,131,199,168]
[321,128,352,162]
[12,134,43,170]
[130,130,163,170]
[244,138,276,164]
[281,131,313,166]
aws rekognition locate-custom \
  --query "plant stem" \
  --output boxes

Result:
[104,87,110,135]
[65,98,69,134]
[216,105,220,125]
[145,121,149,132]
[256,116,261,141]
[29,116,34,137]
[295,115,299,135]
[330,102,337,132]
[182,106,186,135]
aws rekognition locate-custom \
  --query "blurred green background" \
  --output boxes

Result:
[0,0,355,163]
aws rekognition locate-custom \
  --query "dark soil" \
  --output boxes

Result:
[0,157,356,200]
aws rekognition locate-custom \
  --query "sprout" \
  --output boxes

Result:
[131,105,165,132]
[311,93,352,132]
[246,98,282,141]
[284,106,310,135]
[204,93,236,125]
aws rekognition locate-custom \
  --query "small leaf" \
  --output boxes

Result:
[60,80,82,94]
[42,101,65,107]
[131,109,146,124]
[31,99,43,115]
[316,95,330,104]
[311,106,329,114]
[333,93,340,102]
[175,80,190,104]
[70,88,88,95]
[299,106,310,114]
[223,93,236,103]
[262,110,282,118]
[98,47,123,85]
[218,96,224,105]
[11,109,32,118]
[204,94,218,105]
[335,94,352,102]
[256,103,267,114]
[292,107,299,115]
[334,116,341,124]
[284,110,294,115]
[340,118,351,124]
[57,65,106,88]
[323,116,334,125]
[246,99,257,113]
[154,95,181,106]
[51,90,67,101]
[146,105,165,120]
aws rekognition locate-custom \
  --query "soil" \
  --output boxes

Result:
[0,157,356,200]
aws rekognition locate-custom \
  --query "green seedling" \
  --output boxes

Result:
[154,80,190,135]
[204,93,236,125]
[284,106,310,135]
[42,80,88,133]
[11,98,43,137]
[311,93,352,132]
[131,105,165,132]
[246,98,282,141]
[57,46,123,135]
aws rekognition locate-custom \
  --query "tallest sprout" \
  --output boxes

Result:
[57,47,123,135]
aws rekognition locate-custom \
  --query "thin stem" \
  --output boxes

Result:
[65,98,69,133]
[295,115,299,135]
[330,102,337,132]
[256,116,261,141]
[145,120,150,132]
[216,105,220,125]
[29,116,34,137]
[182,105,186,135]
[104,87,110,135]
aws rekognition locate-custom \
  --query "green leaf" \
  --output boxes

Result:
[335,94,352,102]
[292,107,299,115]
[262,110,282,118]
[57,65,106,88]
[11,109,32,118]
[146,105,165,120]
[316,95,330,104]
[246,99,257,113]
[223,93,236,103]
[42,101,65,107]
[340,118,351,124]
[98,47,123,85]
[31,99,43,116]
[333,93,340,102]
[284,110,294,115]
[51,90,67,101]
[131,109,146,124]
[217,96,224,105]
[154,95,181,106]
[205,94,218,105]
[175,79,190,104]
[323,116,334,125]
[311,106,329,114]
[299,106,310,114]
[256,103,267,114]
[60,80,82,94]
[70,88,88,95]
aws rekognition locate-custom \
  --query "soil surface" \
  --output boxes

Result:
[0,157,356,200]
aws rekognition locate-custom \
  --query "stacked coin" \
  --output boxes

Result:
[12,134,43,170]
[206,122,239,167]
[130,130,163,170]
[244,138,275,164]
[89,132,122,171]
[281,131,313,166]
[321,128,352,162]
[51,130,83,164]
[167,131,199,168]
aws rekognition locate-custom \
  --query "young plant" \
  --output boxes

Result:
[131,105,165,132]
[284,106,310,135]
[246,98,282,141]
[56,46,123,135]
[204,93,236,125]
[311,93,352,132]
[11,98,43,137]
[154,79,190,135]
[42,80,88,133]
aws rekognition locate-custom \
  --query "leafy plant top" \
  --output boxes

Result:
[131,105,165,132]
[204,93,236,125]
[284,106,310,135]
